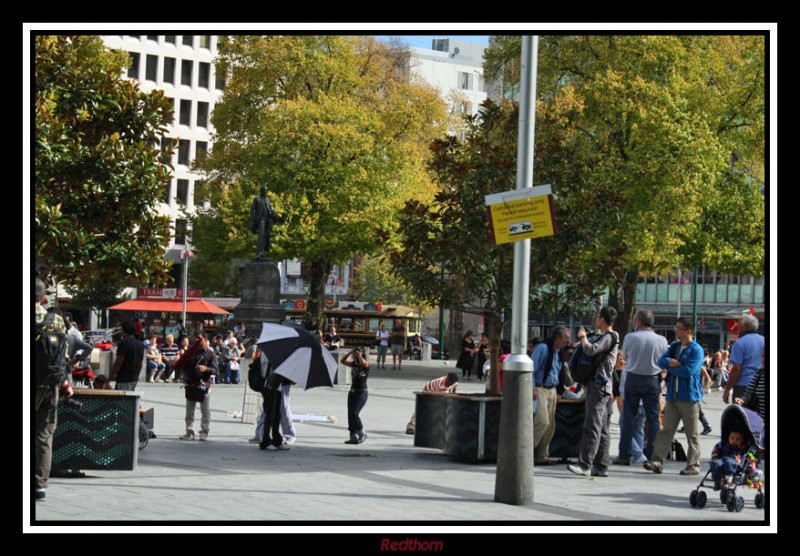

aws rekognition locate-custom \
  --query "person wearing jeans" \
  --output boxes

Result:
[341,347,370,444]
[614,309,668,465]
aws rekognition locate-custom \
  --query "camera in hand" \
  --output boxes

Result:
[60,396,82,410]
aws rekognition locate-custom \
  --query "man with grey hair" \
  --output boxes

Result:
[613,309,669,465]
[532,325,572,465]
[723,313,764,404]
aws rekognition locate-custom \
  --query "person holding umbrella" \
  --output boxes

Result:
[341,347,370,444]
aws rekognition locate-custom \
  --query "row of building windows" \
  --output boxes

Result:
[126,53,224,90]
[160,137,208,166]
[636,269,765,305]
[119,35,212,49]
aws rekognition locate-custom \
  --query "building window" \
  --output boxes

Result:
[176,179,189,205]
[199,35,211,49]
[198,62,210,89]
[215,68,226,91]
[163,180,172,204]
[161,136,173,158]
[145,54,158,82]
[174,219,187,245]
[180,100,192,126]
[432,39,449,52]
[127,52,140,80]
[147,35,158,42]
[458,71,473,90]
[163,57,176,84]
[196,102,209,128]
[182,35,193,47]
[178,139,190,165]
[164,35,176,45]
[181,60,193,86]
[195,141,208,161]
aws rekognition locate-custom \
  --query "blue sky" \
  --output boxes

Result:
[375,35,489,49]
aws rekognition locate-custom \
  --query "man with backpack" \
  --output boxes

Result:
[532,326,572,465]
[34,278,74,502]
[567,306,619,478]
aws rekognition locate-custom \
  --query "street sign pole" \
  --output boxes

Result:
[494,35,538,506]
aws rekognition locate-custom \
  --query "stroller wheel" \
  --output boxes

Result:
[689,490,698,507]
[696,490,707,508]
[754,492,764,509]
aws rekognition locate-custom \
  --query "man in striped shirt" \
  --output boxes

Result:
[406,372,459,434]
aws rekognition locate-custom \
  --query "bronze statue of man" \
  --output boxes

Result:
[250,184,279,260]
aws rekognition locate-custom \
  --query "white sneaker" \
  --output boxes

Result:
[277,443,290,450]
[284,437,296,445]
[633,454,648,464]
[248,437,261,443]
[179,433,196,441]
[199,432,208,441]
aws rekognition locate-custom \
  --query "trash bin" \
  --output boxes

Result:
[421,342,432,361]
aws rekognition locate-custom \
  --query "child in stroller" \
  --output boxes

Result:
[689,404,764,512]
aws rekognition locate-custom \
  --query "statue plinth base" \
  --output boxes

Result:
[234,259,286,340]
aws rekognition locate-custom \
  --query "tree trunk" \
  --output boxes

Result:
[486,310,503,396]
[307,259,332,326]
[608,270,639,341]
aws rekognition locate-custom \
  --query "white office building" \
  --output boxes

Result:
[101,34,224,260]
[407,38,488,123]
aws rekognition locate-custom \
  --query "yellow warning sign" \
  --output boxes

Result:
[485,185,556,245]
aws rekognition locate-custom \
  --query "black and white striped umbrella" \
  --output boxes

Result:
[256,322,337,390]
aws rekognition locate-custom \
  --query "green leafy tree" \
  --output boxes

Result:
[485,35,765,335]
[356,254,430,311]
[193,36,449,318]
[35,35,175,297]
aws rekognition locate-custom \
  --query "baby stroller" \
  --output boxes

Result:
[70,339,96,388]
[689,404,764,512]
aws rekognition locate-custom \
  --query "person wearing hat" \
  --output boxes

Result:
[110,320,145,391]
[405,372,459,435]
[34,277,74,502]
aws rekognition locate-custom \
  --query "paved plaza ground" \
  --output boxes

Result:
[27,356,773,533]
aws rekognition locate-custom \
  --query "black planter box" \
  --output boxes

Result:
[414,392,585,463]
[52,390,141,471]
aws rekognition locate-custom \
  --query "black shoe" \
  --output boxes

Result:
[591,467,609,477]
[259,440,269,450]
[344,438,359,445]
[356,433,367,444]
[701,427,713,435]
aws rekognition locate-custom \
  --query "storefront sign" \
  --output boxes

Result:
[485,184,557,245]
[138,288,202,298]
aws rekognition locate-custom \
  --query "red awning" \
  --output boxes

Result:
[108,298,230,315]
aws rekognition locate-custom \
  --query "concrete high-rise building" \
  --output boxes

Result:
[101,34,224,262]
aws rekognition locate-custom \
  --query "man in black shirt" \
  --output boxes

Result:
[341,347,370,444]
[111,321,144,391]
[323,326,342,351]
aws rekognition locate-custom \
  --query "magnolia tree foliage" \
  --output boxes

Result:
[192,36,449,316]
[35,35,175,293]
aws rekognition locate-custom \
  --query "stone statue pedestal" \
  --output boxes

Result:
[234,259,286,340]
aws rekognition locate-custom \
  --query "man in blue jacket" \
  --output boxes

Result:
[644,317,704,476]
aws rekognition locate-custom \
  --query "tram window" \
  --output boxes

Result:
[353,318,365,332]
[339,318,353,331]
[368,318,380,332]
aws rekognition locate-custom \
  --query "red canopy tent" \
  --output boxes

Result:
[108,298,229,314]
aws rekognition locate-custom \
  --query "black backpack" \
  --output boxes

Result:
[35,312,69,386]
[570,332,617,384]
[248,352,268,392]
